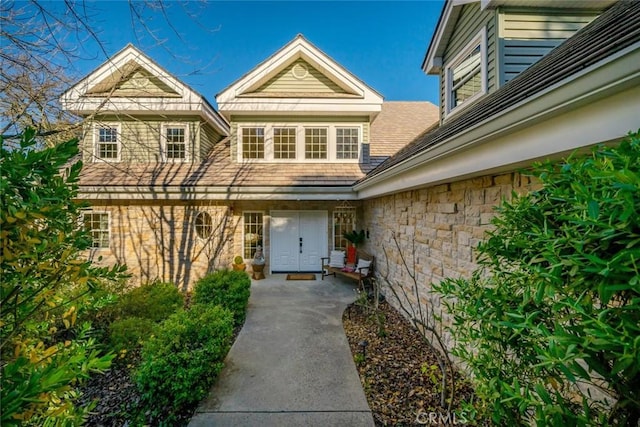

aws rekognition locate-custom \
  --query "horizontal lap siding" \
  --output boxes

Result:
[200,123,224,160]
[255,59,348,94]
[499,10,597,84]
[440,3,496,119]
[82,117,202,163]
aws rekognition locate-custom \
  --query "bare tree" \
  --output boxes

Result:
[379,232,456,410]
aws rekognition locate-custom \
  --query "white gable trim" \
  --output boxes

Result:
[422,0,477,74]
[359,43,640,198]
[61,44,229,136]
[216,35,383,118]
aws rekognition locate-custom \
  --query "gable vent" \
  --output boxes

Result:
[292,62,309,79]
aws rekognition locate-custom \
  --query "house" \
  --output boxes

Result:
[60,37,438,289]
[353,0,640,347]
[61,0,639,311]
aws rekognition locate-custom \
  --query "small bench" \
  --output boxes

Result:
[321,249,375,290]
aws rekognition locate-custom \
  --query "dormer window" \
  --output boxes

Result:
[445,28,487,117]
[162,124,189,162]
[94,124,120,162]
[242,127,265,159]
[238,123,361,163]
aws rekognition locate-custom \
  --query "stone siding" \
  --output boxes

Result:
[361,171,539,351]
[83,201,237,291]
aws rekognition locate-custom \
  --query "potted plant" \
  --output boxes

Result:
[251,245,266,280]
[232,255,246,271]
[343,230,365,265]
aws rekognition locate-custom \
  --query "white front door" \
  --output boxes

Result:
[270,211,328,272]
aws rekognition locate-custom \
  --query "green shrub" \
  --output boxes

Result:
[1,129,127,424]
[193,269,251,325]
[115,281,184,322]
[108,317,155,352]
[434,131,640,425]
[135,304,234,422]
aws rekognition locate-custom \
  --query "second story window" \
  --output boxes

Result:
[445,28,486,117]
[336,128,359,160]
[242,127,264,159]
[95,125,120,161]
[274,127,296,159]
[305,127,328,159]
[162,124,189,161]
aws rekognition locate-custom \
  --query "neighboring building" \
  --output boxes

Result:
[60,38,438,289]
[354,0,640,348]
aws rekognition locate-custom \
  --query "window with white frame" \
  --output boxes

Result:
[237,124,362,162]
[83,212,110,248]
[336,127,359,160]
[445,28,486,116]
[243,212,263,259]
[242,127,265,159]
[195,211,213,239]
[333,205,356,250]
[304,127,328,159]
[274,127,297,159]
[163,125,188,161]
[95,125,120,161]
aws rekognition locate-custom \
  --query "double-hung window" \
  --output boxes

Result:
[95,124,120,161]
[274,127,297,159]
[242,127,265,159]
[163,125,188,161]
[238,124,361,162]
[336,127,359,160]
[445,28,486,117]
[304,127,328,159]
[83,212,110,249]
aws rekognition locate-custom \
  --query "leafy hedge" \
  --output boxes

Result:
[193,269,251,325]
[434,131,640,425]
[135,304,234,423]
[114,281,184,322]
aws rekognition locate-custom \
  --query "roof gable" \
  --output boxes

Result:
[366,0,640,186]
[244,58,357,97]
[61,44,229,135]
[217,35,383,118]
[86,60,181,97]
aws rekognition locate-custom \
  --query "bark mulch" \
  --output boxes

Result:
[343,299,475,426]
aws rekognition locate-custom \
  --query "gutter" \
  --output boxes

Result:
[77,185,358,201]
[355,42,640,195]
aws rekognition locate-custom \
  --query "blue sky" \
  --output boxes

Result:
[68,1,445,106]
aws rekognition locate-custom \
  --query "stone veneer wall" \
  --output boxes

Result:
[361,171,539,351]
[83,201,237,291]
[83,199,362,290]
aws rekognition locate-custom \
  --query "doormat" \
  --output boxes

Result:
[286,274,316,281]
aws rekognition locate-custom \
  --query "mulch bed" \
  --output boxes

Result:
[343,300,475,426]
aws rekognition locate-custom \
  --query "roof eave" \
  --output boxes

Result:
[357,42,640,195]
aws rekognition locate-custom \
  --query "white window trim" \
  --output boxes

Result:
[237,123,363,163]
[93,123,121,162]
[161,123,190,162]
[82,210,111,249]
[242,211,265,260]
[444,27,487,119]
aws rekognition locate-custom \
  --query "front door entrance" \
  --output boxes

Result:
[270,211,328,273]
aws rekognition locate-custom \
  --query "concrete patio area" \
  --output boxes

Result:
[188,273,374,427]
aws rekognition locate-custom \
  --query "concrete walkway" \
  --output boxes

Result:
[189,274,374,427]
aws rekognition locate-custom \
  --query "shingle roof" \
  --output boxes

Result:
[360,0,640,184]
[370,101,439,168]
[78,102,437,189]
